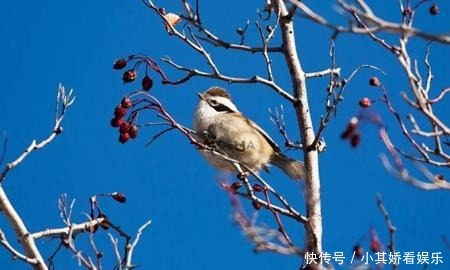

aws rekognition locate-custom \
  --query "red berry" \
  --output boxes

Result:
[402,7,411,16]
[369,76,380,87]
[341,117,358,139]
[119,132,130,144]
[141,76,153,91]
[252,201,261,210]
[128,124,138,139]
[341,128,352,140]
[359,97,371,108]
[119,122,130,134]
[111,192,127,203]
[113,58,127,70]
[350,133,361,148]
[114,105,127,118]
[429,4,439,15]
[370,239,381,252]
[230,181,243,191]
[253,184,264,192]
[353,245,364,257]
[121,97,132,109]
[122,69,137,83]
[110,117,124,128]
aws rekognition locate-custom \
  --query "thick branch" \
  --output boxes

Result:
[0,229,38,265]
[0,186,47,269]
[274,0,322,266]
[31,218,105,240]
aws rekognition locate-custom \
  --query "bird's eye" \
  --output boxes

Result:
[208,99,219,106]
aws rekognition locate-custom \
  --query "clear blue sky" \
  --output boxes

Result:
[0,1,449,269]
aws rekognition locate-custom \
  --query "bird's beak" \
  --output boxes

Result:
[197,92,206,100]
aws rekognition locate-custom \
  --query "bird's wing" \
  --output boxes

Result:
[227,112,281,152]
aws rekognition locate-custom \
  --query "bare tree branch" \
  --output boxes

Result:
[376,193,398,270]
[124,220,152,269]
[0,229,38,265]
[272,2,323,265]
[0,84,75,183]
[31,218,106,240]
[0,85,74,270]
[0,186,48,269]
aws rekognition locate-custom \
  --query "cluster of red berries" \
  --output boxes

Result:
[110,97,139,143]
[341,117,360,148]
[227,181,267,210]
[113,58,154,91]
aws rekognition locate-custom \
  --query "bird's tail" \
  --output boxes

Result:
[270,153,306,180]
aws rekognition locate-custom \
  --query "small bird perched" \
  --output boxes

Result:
[193,86,305,180]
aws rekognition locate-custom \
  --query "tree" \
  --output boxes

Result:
[0,0,449,269]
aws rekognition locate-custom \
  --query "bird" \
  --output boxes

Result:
[193,86,305,180]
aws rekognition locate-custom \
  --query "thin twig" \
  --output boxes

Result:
[376,193,397,270]
[0,85,75,183]
[124,220,152,269]
[143,0,294,102]
[109,234,122,270]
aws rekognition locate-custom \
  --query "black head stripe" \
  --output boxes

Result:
[210,102,235,113]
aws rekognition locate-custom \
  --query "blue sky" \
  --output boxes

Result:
[0,0,449,269]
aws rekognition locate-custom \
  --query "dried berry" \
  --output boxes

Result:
[350,133,361,148]
[119,132,130,144]
[119,122,131,134]
[341,128,353,140]
[369,76,380,87]
[121,97,132,109]
[110,117,124,128]
[252,201,261,210]
[230,181,243,191]
[141,76,153,91]
[359,97,372,108]
[402,7,411,16]
[114,105,127,118]
[370,238,381,252]
[341,117,358,139]
[128,124,138,139]
[112,192,127,203]
[113,58,127,70]
[253,184,264,192]
[353,245,364,257]
[429,4,439,15]
[122,69,137,83]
